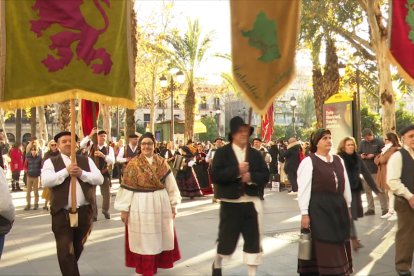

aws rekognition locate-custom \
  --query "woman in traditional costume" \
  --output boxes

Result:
[114,132,182,276]
[193,143,214,195]
[175,140,203,199]
[297,129,353,275]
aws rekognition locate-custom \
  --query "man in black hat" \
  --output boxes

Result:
[206,137,225,163]
[387,125,414,276]
[358,128,385,216]
[211,116,269,276]
[80,128,115,220]
[116,133,140,183]
[41,131,103,276]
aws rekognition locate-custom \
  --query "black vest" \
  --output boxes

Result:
[89,145,109,177]
[124,145,139,159]
[49,155,95,215]
[400,148,414,193]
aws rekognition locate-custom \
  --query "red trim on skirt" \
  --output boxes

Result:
[125,226,181,276]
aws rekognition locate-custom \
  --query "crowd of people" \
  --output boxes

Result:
[1,118,414,276]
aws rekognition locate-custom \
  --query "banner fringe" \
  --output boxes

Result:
[0,89,136,110]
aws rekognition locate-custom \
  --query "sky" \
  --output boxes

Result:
[135,0,232,82]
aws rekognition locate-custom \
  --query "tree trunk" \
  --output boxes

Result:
[365,0,395,133]
[101,104,111,138]
[58,100,71,131]
[184,81,195,141]
[0,109,7,143]
[30,107,37,137]
[16,109,22,144]
[125,108,135,138]
[37,106,48,142]
[313,37,340,128]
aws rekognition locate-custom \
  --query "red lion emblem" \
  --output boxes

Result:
[30,0,113,75]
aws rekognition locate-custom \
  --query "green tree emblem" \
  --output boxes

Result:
[407,0,414,43]
[242,11,281,62]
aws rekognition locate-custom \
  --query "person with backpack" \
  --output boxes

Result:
[282,137,301,195]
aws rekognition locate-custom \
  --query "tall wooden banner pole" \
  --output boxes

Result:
[69,99,78,227]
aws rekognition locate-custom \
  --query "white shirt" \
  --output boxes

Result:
[41,154,104,209]
[116,144,138,163]
[79,136,115,165]
[387,145,413,200]
[297,153,352,215]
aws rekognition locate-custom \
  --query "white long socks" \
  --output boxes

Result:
[248,265,257,276]
[214,254,223,269]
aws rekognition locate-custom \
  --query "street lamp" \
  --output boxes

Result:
[290,96,297,137]
[215,109,222,136]
[160,70,185,142]
[238,106,247,121]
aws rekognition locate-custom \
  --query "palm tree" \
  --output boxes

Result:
[166,18,213,140]
[298,93,315,128]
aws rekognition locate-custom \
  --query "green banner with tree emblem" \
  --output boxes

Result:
[230,0,300,113]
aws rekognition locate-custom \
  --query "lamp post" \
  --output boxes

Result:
[290,96,297,137]
[160,70,185,142]
[215,109,222,136]
[238,106,247,121]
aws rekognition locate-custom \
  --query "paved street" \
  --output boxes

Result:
[1,181,398,276]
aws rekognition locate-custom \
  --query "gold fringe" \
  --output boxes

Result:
[388,50,414,86]
[0,89,136,110]
[234,68,297,116]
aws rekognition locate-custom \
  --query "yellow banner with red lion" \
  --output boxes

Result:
[0,0,135,109]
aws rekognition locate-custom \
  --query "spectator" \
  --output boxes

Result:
[282,137,301,195]
[24,146,42,210]
[9,143,23,192]
[358,128,385,216]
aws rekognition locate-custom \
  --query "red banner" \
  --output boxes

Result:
[261,103,274,143]
[81,100,99,137]
[389,0,414,83]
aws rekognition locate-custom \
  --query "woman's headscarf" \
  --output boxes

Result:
[309,128,331,153]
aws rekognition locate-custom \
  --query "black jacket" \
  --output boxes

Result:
[268,145,279,174]
[211,144,269,199]
[283,144,301,174]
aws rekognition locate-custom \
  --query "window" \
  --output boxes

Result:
[143,114,150,122]
[199,96,207,110]
[214,97,220,110]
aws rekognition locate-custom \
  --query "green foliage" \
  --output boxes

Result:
[360,107,381,136]
[271,124,313,142]
[198,116,219,142]
[396,103,414,134]
[297,93,315,128]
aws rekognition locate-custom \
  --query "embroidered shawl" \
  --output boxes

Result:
[121,154,171,191]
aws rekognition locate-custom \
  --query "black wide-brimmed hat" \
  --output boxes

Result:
[309,128,331,153]
[228,116,254,142]
[54,131,79,143]
[97,130,107,136]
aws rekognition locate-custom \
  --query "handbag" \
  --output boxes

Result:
[0,215,13,235]
[298,228,312,260]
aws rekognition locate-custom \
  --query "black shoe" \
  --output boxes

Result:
[102,212,111,219]
[381,209,389,216]
[364,210,375,216]
[212,263,222,276]
[397,270,412,276]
